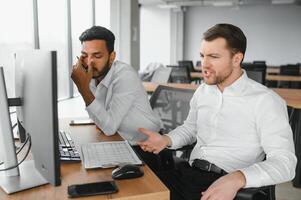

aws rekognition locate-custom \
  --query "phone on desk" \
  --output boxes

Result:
[68,180,118,198]
[69,119,94,126]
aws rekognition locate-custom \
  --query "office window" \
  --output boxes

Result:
[0,0,34,98]
[95,0,110,28]
[38,0,69,99]
[71,0,93,95]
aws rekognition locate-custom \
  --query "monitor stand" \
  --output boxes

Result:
[0,160,48,194]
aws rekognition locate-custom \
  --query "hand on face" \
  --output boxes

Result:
[137,128,171,154]
[71,55,93,93]
[200,171,246,200]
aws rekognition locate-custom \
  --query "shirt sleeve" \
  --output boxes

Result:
[167,88,199,149]
[86,70,138,136]
[240,92,297,188]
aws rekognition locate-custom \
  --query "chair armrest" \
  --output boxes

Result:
[235,185,275,200]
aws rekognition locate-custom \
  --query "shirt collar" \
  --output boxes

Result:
[222,69,248,96]
[205,69,248,96]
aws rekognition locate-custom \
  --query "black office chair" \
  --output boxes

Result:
[150,85,276,200]
[279,64,300,88]
[178,60,197,72]
[280,64,300,76]
[167,65,191,83]
[196,60,202,67]
[242,63,267,85]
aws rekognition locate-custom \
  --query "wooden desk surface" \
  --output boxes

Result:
[143,82,301,109]
[266,75,301,82]
[0,119,169,200]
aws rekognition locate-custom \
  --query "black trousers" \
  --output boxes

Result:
[157,161,224,200]
[132,146,223,200]
[132,146,174,173]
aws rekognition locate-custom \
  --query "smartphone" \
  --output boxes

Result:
[69,119,94,126]
[68,180,118,198]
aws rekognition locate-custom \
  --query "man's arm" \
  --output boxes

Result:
[71,56,95,106]
[201,171,246,200]
[239,93,297,188]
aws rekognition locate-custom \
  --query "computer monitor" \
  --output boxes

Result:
[0,50,61,194]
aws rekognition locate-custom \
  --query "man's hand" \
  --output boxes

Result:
[137,128,172,154]
[71,56,95,106]
[201,171,246,200]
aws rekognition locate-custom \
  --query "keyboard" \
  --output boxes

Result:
[59,130,81,162]
[81,141,142,169]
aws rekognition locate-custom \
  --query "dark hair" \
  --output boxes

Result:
[79,26,115,53]
[203,23,246,56]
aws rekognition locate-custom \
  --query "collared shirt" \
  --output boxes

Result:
[86,60,161,145]
[167,70,297,188]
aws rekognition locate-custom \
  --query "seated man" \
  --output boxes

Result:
[71,26,161,145]
[138,23,297,200]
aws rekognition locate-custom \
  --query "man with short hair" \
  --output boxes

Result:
[71,26,161,145]
[138,23,297,200]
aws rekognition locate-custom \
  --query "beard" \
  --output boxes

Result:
[92,59,111,80]
[204,69,233,85]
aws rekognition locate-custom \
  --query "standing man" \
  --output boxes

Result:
[71,26,161,145]
[138,23,296,200]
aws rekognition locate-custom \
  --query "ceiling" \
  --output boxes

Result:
[139,0,301,7]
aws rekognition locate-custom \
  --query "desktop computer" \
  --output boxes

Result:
[0,50,61,194]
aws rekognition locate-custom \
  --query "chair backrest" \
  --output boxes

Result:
[149,85,195,133]
[242,63,267,85]
[178,60,196,72]
[150,66,172,83]
[280,64,300,76]
[167,65,191,83]
[253,60,266,65]
[196,60,202,67]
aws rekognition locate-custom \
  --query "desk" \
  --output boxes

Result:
[266,75,301,82]
[0,119,169,200]
[143,82,301,109]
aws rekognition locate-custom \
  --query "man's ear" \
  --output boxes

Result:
[109,51,116,66]
[233,52,244,67]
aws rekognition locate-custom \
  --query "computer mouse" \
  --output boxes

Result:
[111,164,144,180]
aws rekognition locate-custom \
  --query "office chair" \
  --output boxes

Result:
[196,60,202,67]
[178,60,202,83]
[167,65,191,83]
[280,64,300,76]
[242,63,267,85]
[150,85,276,200]
[253,60,266,65]
[178,60,197,72]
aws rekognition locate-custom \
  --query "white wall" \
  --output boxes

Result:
[184,5,301,66]
[140,5,171,71]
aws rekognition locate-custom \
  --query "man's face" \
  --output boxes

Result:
[200,37,238,86]
[81,40,114,79]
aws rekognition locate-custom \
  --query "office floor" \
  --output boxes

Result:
[276,182,301,200]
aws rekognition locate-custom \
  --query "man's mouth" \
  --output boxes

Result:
[203,69,212,78]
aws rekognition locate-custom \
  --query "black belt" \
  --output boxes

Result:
[192,159,227,175]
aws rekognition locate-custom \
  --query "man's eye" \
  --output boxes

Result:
[95,55,102,59]
[81,55,87,58]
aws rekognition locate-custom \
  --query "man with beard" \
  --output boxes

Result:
[137,23,296,200]
[71,26,161,148]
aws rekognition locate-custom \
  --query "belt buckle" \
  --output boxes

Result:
[207,162,212,172]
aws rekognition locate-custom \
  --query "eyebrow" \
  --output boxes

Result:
[81,51,103,55]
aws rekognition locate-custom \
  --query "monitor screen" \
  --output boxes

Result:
[14,50,61,186]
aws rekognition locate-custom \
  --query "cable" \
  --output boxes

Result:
[16,134,30,154]
[0,135,31,172]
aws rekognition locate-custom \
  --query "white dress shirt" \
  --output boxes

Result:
[167,71,297,188]
[86,60,161,144]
